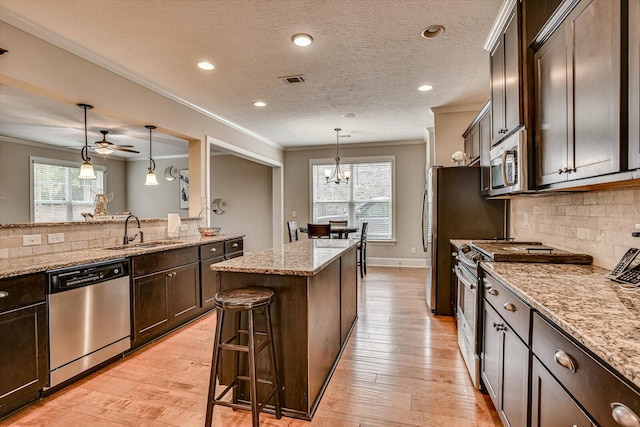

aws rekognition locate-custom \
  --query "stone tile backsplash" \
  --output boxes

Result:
[0,219,199,260]
[510,188,640,270]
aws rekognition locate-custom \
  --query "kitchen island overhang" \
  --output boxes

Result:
[209,239,359,420]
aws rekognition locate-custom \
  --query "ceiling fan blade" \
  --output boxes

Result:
[114,144,135,148]
[112,146,140,153]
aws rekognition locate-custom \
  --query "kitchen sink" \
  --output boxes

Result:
[104,240,184,250]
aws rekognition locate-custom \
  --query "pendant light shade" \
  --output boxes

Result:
[325,128,350,184]
[145,125,158,186]
[77,103,96,179]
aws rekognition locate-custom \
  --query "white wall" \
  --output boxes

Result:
[210,155,273,253]
[284,141,426,265]
[431,105,482,167]
[0,138,126,223]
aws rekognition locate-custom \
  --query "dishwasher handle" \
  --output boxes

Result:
[48,259,129,294]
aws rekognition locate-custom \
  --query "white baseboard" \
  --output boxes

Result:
[367,257,426,268]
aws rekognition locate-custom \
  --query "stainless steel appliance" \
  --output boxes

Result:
[423,166,507,315]
[455,240,592,389]
[46,259,131,388]
[489,128,527,196]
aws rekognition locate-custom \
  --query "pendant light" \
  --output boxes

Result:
[77,103,96,179]
[325,128,351,184]
[145,125,159,186]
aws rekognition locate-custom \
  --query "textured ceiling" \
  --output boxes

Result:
[0,0,501,151]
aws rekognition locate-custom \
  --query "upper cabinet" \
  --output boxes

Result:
[630,0,640,171]
[534,0,622,186]
[490,4,523,145]
[462,101,492,192]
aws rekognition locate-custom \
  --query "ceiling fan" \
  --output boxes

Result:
[93,130,139,154]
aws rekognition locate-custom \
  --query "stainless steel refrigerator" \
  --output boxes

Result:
[422,166,507,315]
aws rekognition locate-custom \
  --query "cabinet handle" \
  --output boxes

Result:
[503,302,516,312]
[0,291,8,298]
[232,243,239,248]
[210,247,217,252]
[488,287,499,296]
[554,349,577,373]
[611,402,640,427]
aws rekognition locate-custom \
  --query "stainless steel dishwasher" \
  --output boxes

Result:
[46,259,131,388]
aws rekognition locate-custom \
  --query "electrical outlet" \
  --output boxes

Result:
[23,234,42,246]
[180,224,188,231]
[292,211,297,218]
[411,247,416,254]
[48,233,65,244]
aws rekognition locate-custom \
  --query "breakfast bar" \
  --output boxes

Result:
[209,239,358,420]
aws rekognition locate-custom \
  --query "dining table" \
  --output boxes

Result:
[299,225,359,239]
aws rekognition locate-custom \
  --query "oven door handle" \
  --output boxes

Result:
[454,265,476,290]
[502,149,517,187]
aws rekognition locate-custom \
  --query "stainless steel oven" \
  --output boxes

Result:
[455,253,481,388]
[489,129,527,196]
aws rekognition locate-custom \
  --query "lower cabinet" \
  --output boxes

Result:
[481,302,528,427]
[199,241,225,310]
[531,357,593,427]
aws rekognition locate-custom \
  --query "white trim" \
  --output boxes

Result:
[284,139,425,152]
[0,11,283,151]
[430,103,486,114]
[367,257,426,268]
[483,0,517,51]
[206,136,283,168]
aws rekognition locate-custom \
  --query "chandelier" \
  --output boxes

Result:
[325,128,351,184]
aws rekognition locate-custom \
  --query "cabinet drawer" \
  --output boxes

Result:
[224,238,243,255]
[132,247,199,277]
[0,274,46,312]
[532,313,640,427]
[200,242,224,260]
[482,273,530,344]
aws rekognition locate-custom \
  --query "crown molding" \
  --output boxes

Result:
[483,0,517,51]
[284,139,425,152]
[430,102,485,114]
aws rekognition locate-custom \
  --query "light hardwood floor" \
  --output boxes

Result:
[1,267,500,426]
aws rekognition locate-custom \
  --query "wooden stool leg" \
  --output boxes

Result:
[233,310,241,403]
[247,309,260,426]
[205,308,225,426]
[264,305,282,419]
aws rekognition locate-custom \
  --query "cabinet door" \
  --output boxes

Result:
[531,357,593,427]
[569,0,621,180]
[479,107,492,193]
[628,0,639,170]
[491,36,506,145]
[481,302,501,402]
[470,125,480,163]
[133,272,170,343]
[0,303,47,417]
[535,24,569,186]
[503,7,521,135]
[501,324,529,427]
[171,262,200,323]
[200,257,223,310]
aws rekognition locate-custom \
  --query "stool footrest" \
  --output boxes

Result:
[219,338,272,354]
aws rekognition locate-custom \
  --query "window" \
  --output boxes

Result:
[30,157,106,222]
[311,156,394,240]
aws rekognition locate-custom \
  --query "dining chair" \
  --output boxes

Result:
[329,220,347,239]
[287,220,298,242]
[356,222,368,278]
[307,223,331,239]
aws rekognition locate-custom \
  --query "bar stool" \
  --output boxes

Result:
[205,287,282,426]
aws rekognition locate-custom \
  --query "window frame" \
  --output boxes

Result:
[309,155,396,242]
[29,156,107,223]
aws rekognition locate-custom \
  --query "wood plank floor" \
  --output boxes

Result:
[1,267,500,426]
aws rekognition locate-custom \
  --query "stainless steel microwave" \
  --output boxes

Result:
[489,129,527,196]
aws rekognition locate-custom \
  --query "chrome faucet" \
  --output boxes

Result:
[123,214,144,245]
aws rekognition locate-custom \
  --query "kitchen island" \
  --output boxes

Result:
[209,239,358,420]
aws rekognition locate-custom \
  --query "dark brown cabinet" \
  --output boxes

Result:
[531,357,593,427]
[199,241,225,310]
[490,4,522,145]
[534,0,622,186]
[0,274,47,418]
[131,247,200,346]
[479,103,492,193]
[464,124,480,165]
[630,0,640,170]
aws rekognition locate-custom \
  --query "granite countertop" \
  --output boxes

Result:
[0,234,244,279]
[482,261,640,389]
[0,217,202,228]
[211,239,359,277]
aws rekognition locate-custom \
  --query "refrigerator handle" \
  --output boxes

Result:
[421,188,427,251]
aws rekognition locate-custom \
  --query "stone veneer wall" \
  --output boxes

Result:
[510,188,640,270]
[0,218,199,260]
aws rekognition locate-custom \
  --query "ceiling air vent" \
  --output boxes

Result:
[279,74,306,84]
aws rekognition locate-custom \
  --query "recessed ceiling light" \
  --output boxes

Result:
[418,84,434,91]
[422,25,445,39]
[197,61,215,70]
[253,101,267,107]
[292,33,313,47]
[343,112,357,118]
